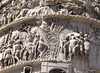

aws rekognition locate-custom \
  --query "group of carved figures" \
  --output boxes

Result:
[0,0,20,26]
[0,31,48,68]
[62,32,90,61]
[0,0,54,26]
[0,0,31,26]
[1,7,16,26]
[57,0,100,18]
[0,0,100,27]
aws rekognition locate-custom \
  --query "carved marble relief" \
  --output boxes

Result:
[0,20,60,68]
[0,0,100,73]
[61,32,90,61]
[0,15,99,71]
[0,0,99,27]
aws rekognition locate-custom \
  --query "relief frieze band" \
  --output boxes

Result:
[0,0,100,73]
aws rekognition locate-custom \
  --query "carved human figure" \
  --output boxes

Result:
[64,34,79,60]
[14,49,20,62]
[1,7,7,26]
[37,37,47,59]
[7,11,12,24]
[23,48,29,61]
[0,36,6,48]
[50,21,55,31]
[33,34,40,44]
[25,34,34,60]
[33,34,40,59]
[1,13,7,26]
[13,40,22,54]
[76,32,84,56]
[78,36,84,56]
[13,38,23,62]
[10,1,20,21]
[62,35,69,60]
[94,7,100,14]
[16,9,29,19]
[11,52,16,64]
[84,34,90,57]
[4,44,13,67]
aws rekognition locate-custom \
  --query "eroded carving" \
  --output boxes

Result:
[61,32,91,61]
[0,0,99,28]
[0,23,55,68]
[0,1,99,72]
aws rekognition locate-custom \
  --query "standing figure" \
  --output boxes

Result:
[84,34,90,57]
[37,37,47,59]
[4,44,13,67]
[1,7,7,26]
[77,32,84,56]
[25,34,34,60]
[66,34,79,60]
[13,39,23,61]
[7,11,12,24]
[62,35,69,61]
[33,34,40,59]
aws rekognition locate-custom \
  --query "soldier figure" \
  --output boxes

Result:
[84,34,90,57]
[1,7,7,26]
[37,37,47,59]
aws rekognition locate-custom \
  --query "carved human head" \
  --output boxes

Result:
[79,32,82,35]
[84,34,89,40]
[84,34,88,37]
[12,1,15,6]
[70,34,75,39]
[35,34,40,39]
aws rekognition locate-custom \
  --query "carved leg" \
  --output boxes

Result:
[8,16,11,24]
[0,61,4,69]
[4,17,6,26]
[15,56,19,63]
[68,47,72,61]
[85,50,89,57]
[64,47,67,60]
[13,57,16,64]
[1,19,3,26]
[8,59,11,66]
[13,14,15,21]
[4,59,7,67]
[26,51,29,61]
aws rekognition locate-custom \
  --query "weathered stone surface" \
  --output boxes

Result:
[0,0,100,73]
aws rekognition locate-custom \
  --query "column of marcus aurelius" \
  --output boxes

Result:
[0,0,100,73]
